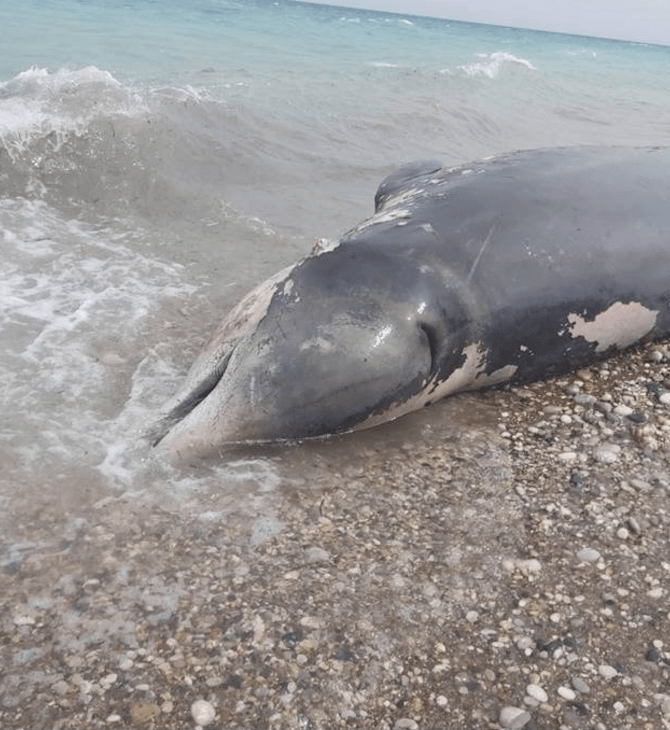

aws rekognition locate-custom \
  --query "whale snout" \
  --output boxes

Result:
[157,297,434,457]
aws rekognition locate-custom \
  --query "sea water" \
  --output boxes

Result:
[2,0,670,552]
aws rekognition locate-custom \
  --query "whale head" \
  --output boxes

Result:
[153,242,472,459]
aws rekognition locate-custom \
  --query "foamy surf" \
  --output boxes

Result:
[457,51,538,78]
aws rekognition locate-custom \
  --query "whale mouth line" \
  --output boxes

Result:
[149,351,233,446]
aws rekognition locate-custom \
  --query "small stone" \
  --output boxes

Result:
[649,350,665,363]
[574,393,597,406]
[191,699,216,727]
[558,686,577,700]
[617,527,629,540]
[593,444,620,463]
[436,695,448,707]
[613,404,634,417]
[466,610,479,623]
[577,547,601,563]
[526,684,548,703]
[119,658,133,671]
[130,702,161,726]
[571,676,590,693]
[647,587,663,599]
[305,546,330,563]
[659,392,670,406]
[598,664,619,679]
[394,719,419,730]
[52,680,69,696]
[516,558,542,575]
[558,452,578,462]
[560,414,573,424]
[499,705,531,729]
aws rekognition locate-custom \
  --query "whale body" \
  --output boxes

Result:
[152,147,670,457]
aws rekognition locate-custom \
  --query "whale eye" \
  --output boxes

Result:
[419,321,439,377]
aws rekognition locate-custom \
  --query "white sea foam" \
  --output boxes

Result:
[0,198,196,485]
[458,51,538,78]
[0,67,147,158]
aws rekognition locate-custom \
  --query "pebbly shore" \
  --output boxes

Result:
[2,339,670,729]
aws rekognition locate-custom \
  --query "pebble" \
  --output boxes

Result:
[558,451,578,462]
[598,664,619,679]
[571,677,591,694]
[394,719,419,730]
[613,404,634,417]
[130,702,161,726]
[577,547,601,563]
[191,699,216,727]
[526,684,548,703]
[304,546,330,563]
[574,393,597,406]
[499,706,531,729]
[593,444,620,463]
[558,686,577,701]
[659,392,670,406]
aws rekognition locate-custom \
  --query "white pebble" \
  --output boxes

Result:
[598,664,619,679]
[466,610,479,623]
[558,451,578,462]
[394,719,419,730]
[660,392,670,406]
[526,683,548,703]
[191,699,216,727]
[516,558,542,575]
[613,404,634,417]
[499,705,531,729]
[577,547,601,563]
[648,587,663,599]
[558,686,576,701]
[593,445,619,463]
[436,695,448,707]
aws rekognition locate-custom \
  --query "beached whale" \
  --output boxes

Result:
[152,146,670,457]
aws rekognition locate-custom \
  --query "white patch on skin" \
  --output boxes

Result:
[354,342,517,431]
[568,301,658,353]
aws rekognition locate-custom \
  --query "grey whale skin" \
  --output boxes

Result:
[153,147,670,457]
